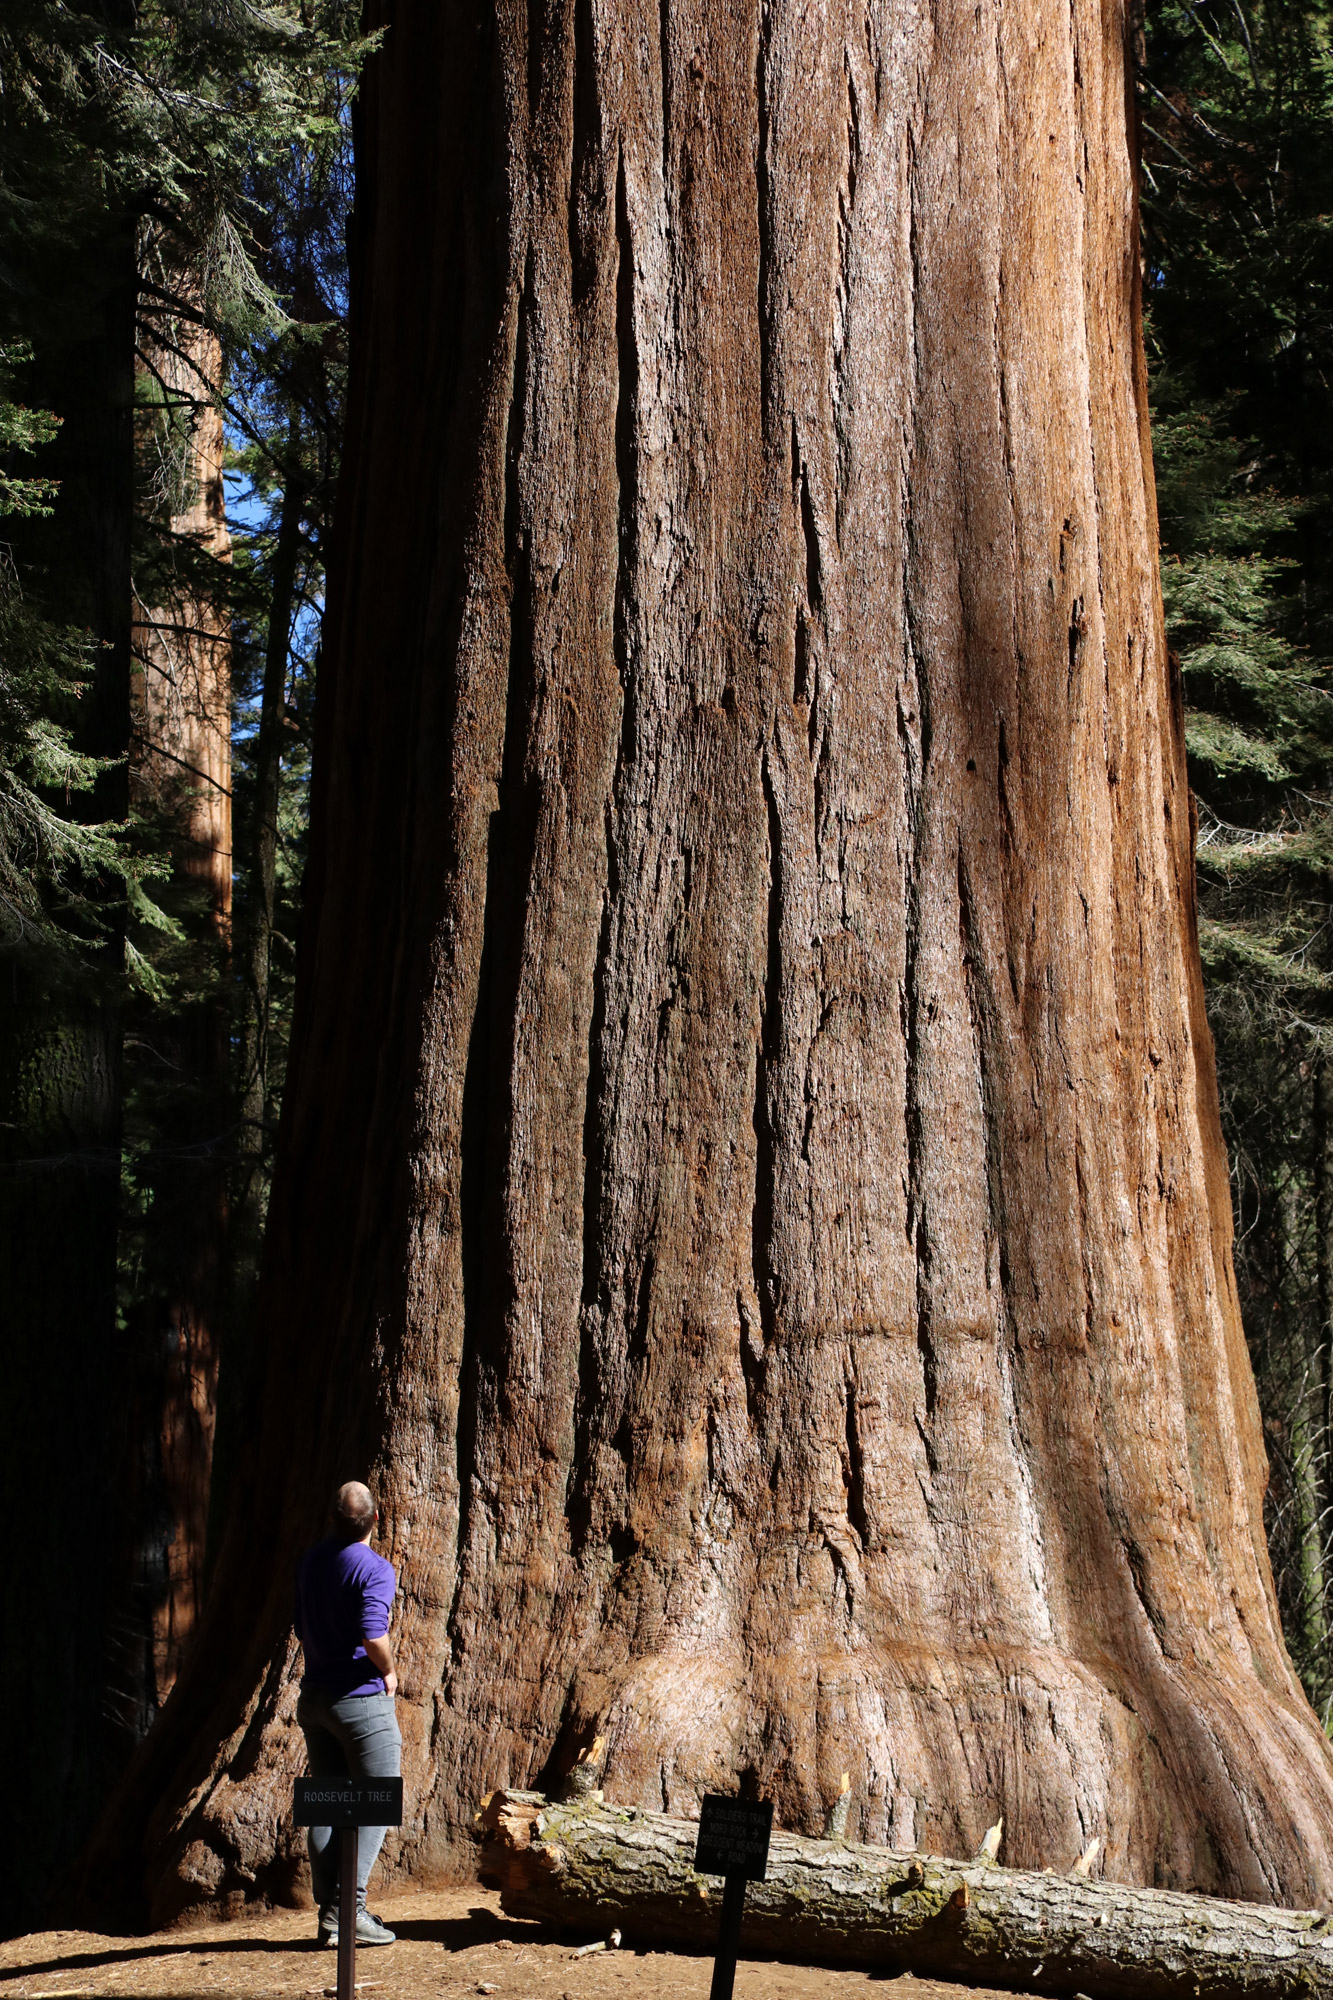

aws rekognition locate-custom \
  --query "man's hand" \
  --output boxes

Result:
[364,1632,397,1696]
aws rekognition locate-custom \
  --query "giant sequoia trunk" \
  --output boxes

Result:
[86,0,1333,1930]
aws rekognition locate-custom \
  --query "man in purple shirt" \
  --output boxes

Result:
[295,1482,402,1948]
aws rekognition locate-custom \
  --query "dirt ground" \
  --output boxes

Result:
[0,1885,1047,2000]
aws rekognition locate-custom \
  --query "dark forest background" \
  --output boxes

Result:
[2,0,1333,1938]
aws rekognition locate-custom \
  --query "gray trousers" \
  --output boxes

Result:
[297,1685,402,1914]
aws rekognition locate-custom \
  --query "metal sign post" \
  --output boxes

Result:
[337,1824,357,2000]
[293,1777,404,2000]
[693,1795,773,2000]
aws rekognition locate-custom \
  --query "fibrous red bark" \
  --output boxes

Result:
[133,309,232,945]
[86,0,1333,1928]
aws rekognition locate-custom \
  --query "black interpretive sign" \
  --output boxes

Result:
[292,1776,404,1827]
[695,1795,774,2000]
[293,1776,405,2000]
[694,1794,773,1881]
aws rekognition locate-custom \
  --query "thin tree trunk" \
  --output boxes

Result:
[236,463,301,1244]
[1272,1173,1328,1677]
[211,465,302,1553]
[1313,1052,1333,1656]
[84,0,1333,1928]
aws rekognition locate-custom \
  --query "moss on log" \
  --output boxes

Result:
[476,1790,1333,1999]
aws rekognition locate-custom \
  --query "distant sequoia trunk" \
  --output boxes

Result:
[85,0,1333,1930]
[125,274,233,1723]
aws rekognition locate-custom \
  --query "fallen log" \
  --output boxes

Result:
[475,1790,1333,1999]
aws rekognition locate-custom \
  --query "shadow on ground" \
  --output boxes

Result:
[8,1904,559,1980]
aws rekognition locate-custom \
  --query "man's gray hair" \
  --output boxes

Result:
[332,1480,376,1542]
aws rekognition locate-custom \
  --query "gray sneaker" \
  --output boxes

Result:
[354,1912,396,1946]
[319,1911,397,1948]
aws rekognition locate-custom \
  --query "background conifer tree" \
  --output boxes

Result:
[0,0,363,1932]
[1142,0,1333,1716]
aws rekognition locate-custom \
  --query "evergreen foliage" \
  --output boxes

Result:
[0,0,368,974]
[0,343,124,963]
[1143,0,1333,1714]
[0,0,364,1929]
[224,54,355,1190]
[1,0,361,1284]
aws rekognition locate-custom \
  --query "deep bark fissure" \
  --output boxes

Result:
[898,718,936,1450]
[612,149,640,698]
[738,1281,766,1428]
[1068,593,1086,699]
[798,464,824,615]
[957,845,1004,1267]
[754,0,775,429]
[657,0,672,190]
[446,245,542,1668]
[793,606,811,711]
[899,463,934,1443]
[833,54,861,542]
[792,416,821,758]
[997,711,1016,849]
[575,863,615,1293]
[843,1372,871,1550]
[1074,1136,1098,1346]
[751,747,783,1351]
[568,0,604,299]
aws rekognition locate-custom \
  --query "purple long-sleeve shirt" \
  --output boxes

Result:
[295,1536,396,1698]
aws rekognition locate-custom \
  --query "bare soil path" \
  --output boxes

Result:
[0,1887,1047,2000]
